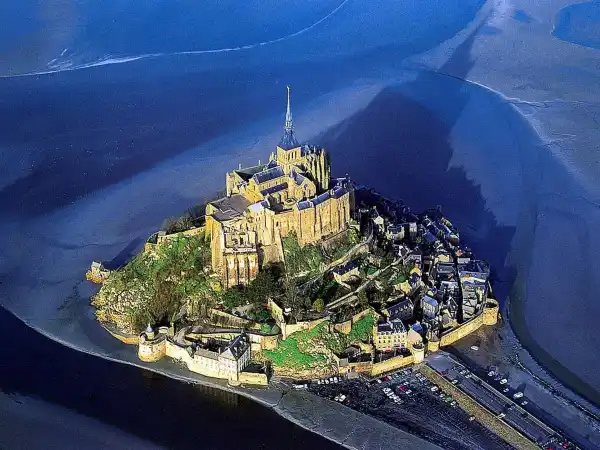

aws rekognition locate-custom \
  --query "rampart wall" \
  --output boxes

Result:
[371,353,415,376]
[331,308,372,335]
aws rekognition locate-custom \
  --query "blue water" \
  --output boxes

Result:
[553,1,600,50]
[513,9,533,23]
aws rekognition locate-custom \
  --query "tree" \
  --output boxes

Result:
[313,298,325,313]
[222,288,246,311]
[246,271,279,304]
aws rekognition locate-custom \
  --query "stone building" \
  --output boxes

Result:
[373,318,408,351]
[206,87,352,288]
[191,334,251,380]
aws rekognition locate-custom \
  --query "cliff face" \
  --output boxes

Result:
[92,270,156,335]
[92,234,215,335]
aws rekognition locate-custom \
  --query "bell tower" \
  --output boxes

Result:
[276,86,301,169]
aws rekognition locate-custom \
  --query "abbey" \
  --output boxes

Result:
[205,87,353,288]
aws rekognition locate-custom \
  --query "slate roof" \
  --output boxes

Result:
[333,261,357,275]
[377,319,406,335]
[210,195,251,222]
[261,183,288,196]
[222,334,249,360]
[423,295,439,309]
[332,186,347,199]
[235,164,267,181]
[278,129,300,150]
[386,298,413,320]
[297,200,312,211]
[312,191,330,206]
[252,166,285,184]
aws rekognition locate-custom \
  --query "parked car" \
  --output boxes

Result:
[521,401,528,406]
[452,379,459,385]
[513,392,523,399]
[430,386,439,392]
[503,388,509,393]
[499,379,507,385]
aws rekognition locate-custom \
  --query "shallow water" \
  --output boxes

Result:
[553,1,600,50]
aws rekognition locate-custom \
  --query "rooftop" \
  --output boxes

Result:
[210,195,252,222]
[377,318,406,335]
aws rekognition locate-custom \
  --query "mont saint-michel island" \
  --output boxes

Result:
[89,87,498,382]
[84,89,586,449]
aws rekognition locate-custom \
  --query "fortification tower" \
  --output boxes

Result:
[412,342,425,364]
[483,298,499,326]
[138,324,166,362]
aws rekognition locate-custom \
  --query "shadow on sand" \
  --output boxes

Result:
[319,22,516,302]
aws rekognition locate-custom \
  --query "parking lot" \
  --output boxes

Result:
[306,368,514,450]
[427,353,576,450]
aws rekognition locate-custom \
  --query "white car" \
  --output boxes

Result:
[521,400,528,406]
[497,413,506,419]
[488,371,495,377]
[325,379,330,384]
[452,379,459,385]
[499,379,507,385]
[513,392,523,399]
[333,377,339,383]
[431,386,439,392]
[405,389,412,395]
[383,387,392,394]
[465,374,472,379]
[470,345,479,351]
[317,380,322,385]
[503,388,509,393]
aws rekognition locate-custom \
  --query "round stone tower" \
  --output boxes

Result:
[412,342,425,364]
[483,299,500,326]
[138,324,166,362]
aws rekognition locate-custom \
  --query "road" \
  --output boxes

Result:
[428,353,559,448]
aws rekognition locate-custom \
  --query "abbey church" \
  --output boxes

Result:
[205,87,353,288]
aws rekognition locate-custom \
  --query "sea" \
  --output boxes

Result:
[1,0,598,448]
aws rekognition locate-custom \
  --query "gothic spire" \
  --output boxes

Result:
[285,85,293,132]
[278,85,299,150]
